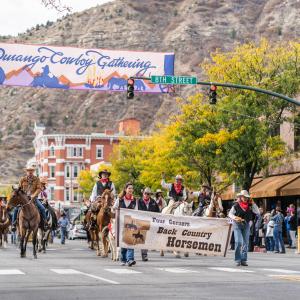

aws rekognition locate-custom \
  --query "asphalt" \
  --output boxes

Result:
[0,237,299,300]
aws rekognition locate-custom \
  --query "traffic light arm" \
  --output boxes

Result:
[130,76,300,106]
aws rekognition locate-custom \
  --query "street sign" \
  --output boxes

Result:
[151,75,197,85]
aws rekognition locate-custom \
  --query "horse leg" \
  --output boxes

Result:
[23,230,32,258]
[4,231,8,248]
[32,229,38,259]
[20,233,26,258]
[174,251,181,258]
[0,232,2,247]
[96,230,101,256]
[160,250,164,256]
[101,231,108,258]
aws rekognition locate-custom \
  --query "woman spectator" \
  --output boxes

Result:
[228,190,260,266]
[288,211,297,249]
[113,182,137,267]
[271,207,285,254]
[154,189,167,212]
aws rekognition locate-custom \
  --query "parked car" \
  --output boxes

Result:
[68,224,87,240]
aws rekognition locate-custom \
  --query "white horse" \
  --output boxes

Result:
[161,199,194,258]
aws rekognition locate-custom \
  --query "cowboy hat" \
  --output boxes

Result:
[98,169,111,177]
[201,184,212,190]
[175,174,183,180]
[155,189,163,196]
[143,187,153,194]
[24,166,35,171]
[237,190,250,198]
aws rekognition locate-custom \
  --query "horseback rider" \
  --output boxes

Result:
[191,184,213,216]
[11,165,49,231]
[89,169,116,203]
[38,177,58,230]
[161,173,187,205]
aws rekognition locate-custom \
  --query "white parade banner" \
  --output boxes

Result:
[117,209,232,257]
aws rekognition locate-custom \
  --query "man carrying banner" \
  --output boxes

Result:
[138,187,159,261]
[228,190,260,266]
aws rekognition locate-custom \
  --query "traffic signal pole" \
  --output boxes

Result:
[130,76,300,106]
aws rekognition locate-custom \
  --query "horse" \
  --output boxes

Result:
[7,187,40,258]
[0,205,10,248]
[201,193,224,218]
[37,205,53,253]
[84,199,102,253]
[97,190,114,257]
[107,218,119,261]
[161,197,194,258]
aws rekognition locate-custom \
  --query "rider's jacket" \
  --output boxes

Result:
[138,198,159,212]
[169,184,185,202]
[19,175,41,199]
[233,202,254,223]
[198,193,211,207]
[96,181,113,196]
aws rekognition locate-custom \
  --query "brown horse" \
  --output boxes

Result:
[84,198,102,254]
[96,190,114,257]
[7,187,40,258]
[0,205,10,248]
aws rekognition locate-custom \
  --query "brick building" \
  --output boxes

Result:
[28,118,141,209]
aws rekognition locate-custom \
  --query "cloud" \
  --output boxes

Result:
[0,0,112,36]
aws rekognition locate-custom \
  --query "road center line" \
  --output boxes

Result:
[50,269,119,284]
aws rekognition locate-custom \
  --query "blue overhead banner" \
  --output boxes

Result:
[0,43,175,93]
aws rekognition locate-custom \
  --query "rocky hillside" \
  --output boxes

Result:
[0,0,300,182]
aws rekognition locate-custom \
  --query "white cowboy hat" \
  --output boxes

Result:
[175,174,183,180]
[143,187,153,194]
[237,190,250,198]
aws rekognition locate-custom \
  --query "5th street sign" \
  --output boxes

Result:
[151,75,197,85]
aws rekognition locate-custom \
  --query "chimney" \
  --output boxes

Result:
[118,118,141,136]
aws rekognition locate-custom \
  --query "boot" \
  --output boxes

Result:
[43,219,49,230]
[11,223,17,232]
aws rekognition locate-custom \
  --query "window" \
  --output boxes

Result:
[50,187,55,200]
[67,146,83,158]
[96,145,104,159]
[73,188,78,202]
[49,146,55,157]
[73,165,78,178]
[49,166,55,178]
[65,165,70,178]
[65,187,70,202]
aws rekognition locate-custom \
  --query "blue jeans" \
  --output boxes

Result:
[286,230,292,246]
[12,207,19,224]
[60,227,67,244]
[265,236,274,251]
[273,227,285,253]
[120,248,134,263]
[233,222,250,262]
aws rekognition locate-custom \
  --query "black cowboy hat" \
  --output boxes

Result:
[202,184,212,190]
[98,169,111,177]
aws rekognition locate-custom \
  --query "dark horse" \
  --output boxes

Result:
[7,187,40,258]
[0,205,10,248]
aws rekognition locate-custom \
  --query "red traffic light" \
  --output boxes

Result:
[128,78,135,85]
[210,85,217,91]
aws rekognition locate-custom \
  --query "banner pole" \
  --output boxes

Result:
[116,207,120,247]
[224,223,232,257]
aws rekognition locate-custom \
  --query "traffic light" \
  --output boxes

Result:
[127,78,135,99]
[209,85,217,104]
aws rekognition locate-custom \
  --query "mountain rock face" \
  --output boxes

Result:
[0,0,299,182]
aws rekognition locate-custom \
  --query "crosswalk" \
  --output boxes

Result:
[0,267,299,282]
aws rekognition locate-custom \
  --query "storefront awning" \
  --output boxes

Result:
[221,178,263,200]
[250,173,300,198]
[279,176,300,196]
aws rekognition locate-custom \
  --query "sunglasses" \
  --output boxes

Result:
[144,193,151,195]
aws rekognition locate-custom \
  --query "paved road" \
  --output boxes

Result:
[0,238,299,300]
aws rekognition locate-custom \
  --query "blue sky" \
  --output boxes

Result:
[0,0,112,36]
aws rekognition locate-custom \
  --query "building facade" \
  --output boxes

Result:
[29,118,141,209]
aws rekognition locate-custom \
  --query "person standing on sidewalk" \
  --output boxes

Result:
[271,207,285,254]
[58,212,69,245]
[288,211,297,249]
[138,187,159,261]
[228,190,260,266]
[113,182,137,267]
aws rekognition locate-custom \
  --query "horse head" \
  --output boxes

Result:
[182,200,194,216]
[101,190,113,211]
[7,186,27,210]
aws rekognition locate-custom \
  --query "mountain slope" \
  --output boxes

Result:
[0,0,299,182]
